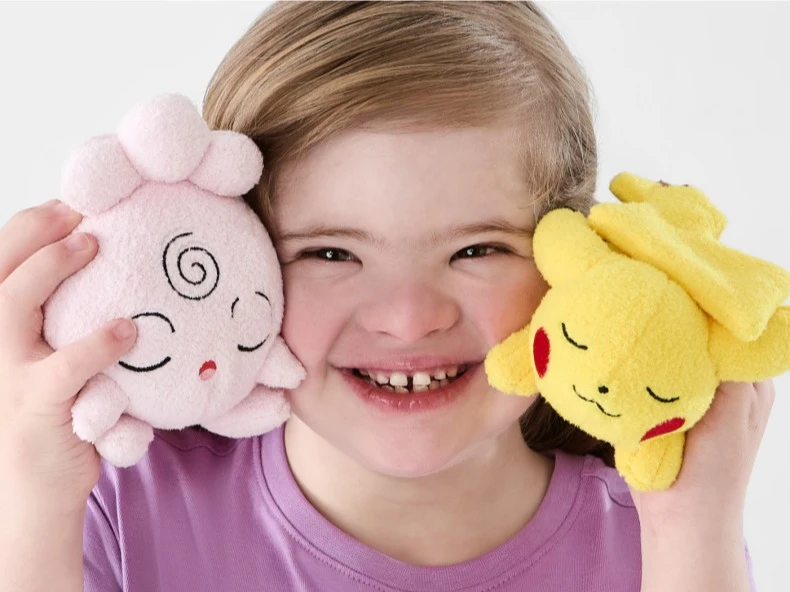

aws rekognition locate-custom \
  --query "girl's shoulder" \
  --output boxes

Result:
[93,426,266,497]
[152,425,243,456]
[572,449,635,509]
[85,426,315,591]
[541,447,635,509]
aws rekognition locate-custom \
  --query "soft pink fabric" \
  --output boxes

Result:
[42,94,305,468]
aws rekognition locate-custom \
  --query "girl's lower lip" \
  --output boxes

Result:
[341,364,480,414]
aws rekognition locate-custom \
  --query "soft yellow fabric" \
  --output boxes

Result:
[485,173,790,491]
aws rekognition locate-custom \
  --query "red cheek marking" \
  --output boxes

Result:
[199,360,217,381]
[533,327,550,378]
[641,417,685,441]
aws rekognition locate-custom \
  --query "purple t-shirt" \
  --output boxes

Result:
[83,426,753,591]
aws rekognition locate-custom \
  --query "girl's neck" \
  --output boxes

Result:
[283,416,554,565]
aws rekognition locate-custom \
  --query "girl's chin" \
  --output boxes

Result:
[347,437,475,479]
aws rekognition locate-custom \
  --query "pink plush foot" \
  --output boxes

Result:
[94,415,155,467]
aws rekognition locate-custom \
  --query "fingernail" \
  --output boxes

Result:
[55,201,75,216]
[112,320,135,340]
[66,233,90,250]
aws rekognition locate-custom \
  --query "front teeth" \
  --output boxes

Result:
[356,366,466,392]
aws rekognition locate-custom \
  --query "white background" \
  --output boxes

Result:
[1,2,788,590]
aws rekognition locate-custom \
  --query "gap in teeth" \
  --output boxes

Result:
[355,366,466,392]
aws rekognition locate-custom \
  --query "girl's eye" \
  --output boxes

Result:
[451,244,503,261]
[303,248,357,262]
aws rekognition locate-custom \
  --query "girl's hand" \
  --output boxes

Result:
[630,380,774,524]
[0,200,138,512]
[630,380,774,592]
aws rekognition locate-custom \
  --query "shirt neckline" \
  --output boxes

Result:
[256,425,588,591]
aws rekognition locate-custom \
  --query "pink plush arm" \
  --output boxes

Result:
[257,337,306,389]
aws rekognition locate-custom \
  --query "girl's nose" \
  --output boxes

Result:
[355,280,460,342]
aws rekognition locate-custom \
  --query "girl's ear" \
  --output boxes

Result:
[189,131,264,197]
[709,307,790,382]
[60,135,143,216]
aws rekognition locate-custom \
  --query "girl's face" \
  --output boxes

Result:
[275,125,548,478]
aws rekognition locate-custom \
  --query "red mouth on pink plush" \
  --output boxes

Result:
[199,360,217,381]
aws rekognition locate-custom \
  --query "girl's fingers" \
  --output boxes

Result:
[0,200,83,284]
[0,232,99,352]
[34,318,137,405]
[1,231,98,310]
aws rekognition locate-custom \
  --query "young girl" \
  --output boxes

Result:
[0,3,773,591]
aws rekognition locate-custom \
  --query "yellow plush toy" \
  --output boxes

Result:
[485,173,790,491]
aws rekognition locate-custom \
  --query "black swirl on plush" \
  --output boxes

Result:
[163,232,220,300]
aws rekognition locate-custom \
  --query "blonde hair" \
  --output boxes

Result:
[203,1,613,466]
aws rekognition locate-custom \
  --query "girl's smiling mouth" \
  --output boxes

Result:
[353,364,469,392]
[340,361,482,413]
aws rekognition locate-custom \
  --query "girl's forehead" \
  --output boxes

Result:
[274,126,535,232]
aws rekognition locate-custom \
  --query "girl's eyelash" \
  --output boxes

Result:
[299,247,358,262]
[451,243,512,261]
[297,243,512,264]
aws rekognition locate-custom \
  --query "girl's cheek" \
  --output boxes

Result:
[281,278,351,367]
[483,264,548,342]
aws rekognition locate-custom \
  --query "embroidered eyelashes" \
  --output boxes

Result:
[163,232,220,301]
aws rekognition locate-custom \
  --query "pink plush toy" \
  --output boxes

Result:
[42,94,305,467]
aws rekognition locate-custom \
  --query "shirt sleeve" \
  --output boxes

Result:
[746,542,757,592]
[83,491,123,592]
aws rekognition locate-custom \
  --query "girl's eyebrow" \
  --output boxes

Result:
[441,219,535,241]
[278,218,534,247]
[278,226,376,243]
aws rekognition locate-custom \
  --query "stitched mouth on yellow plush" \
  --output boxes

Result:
[572,385,621,418]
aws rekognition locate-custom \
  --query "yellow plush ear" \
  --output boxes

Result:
[709,306,790,382]
[591,176,790,342]
[608,173,727,238]
[534,208,618,287]
[485,324,538,397]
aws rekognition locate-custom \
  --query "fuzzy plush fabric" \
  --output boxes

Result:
[485,173,790,491]
[43,95,305,468]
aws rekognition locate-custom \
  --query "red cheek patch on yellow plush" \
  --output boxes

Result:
[641,417,685,441]
[534,327,550,378]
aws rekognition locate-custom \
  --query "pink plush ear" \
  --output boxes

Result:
[60,135,143,216]
[189,131,264,197]
[116,94,210,183]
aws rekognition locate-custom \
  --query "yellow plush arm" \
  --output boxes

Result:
[484,324,538,396]
[710,305,790,382]
[534,208,616,287]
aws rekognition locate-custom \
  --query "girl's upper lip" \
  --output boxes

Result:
[335,356,483,373]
